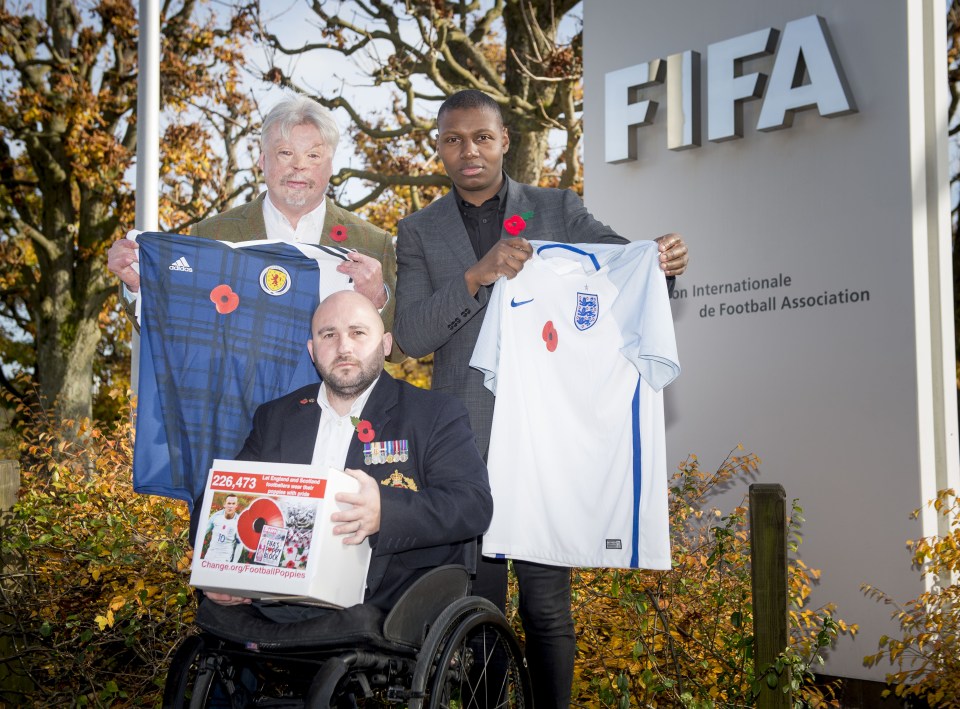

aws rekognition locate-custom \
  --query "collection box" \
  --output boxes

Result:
[190,459,371,608]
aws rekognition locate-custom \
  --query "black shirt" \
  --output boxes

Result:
[456,175,510,260]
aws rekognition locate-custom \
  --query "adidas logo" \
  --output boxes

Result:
[169,257,193,272]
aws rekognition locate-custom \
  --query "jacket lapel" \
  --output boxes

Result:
[502,177,537,239]
[225,193,268,243]
[431,191,478,274]
[345,375,399,596]
[344,375,399,470]
[319,197,343,246]
[280,386,323,465]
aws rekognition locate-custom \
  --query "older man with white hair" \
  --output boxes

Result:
[108,94,396,325]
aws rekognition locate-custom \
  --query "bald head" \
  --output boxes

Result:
[307,290,392,411]
[311,290,385,338]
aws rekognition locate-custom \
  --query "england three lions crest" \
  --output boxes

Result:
[575,292,599,330]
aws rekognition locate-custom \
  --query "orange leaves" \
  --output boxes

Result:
[0,391,195,703]
[862,488,960,705]
[568,449,852,707]
[385,354,434,390]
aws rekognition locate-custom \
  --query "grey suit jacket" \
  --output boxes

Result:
[393,176,628,455]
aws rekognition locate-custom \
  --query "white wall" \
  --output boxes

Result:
[583,0,957,680]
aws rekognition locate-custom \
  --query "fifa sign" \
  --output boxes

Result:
[604,15,857,162]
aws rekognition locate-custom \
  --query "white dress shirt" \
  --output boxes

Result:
[310,378,379,470]
[262,192,328,245]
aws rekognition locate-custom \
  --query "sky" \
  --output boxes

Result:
[243,1,585,201]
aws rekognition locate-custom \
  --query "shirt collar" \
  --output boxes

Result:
[456,171,509,211]
[317,375,380,420]
[263,191,328,239]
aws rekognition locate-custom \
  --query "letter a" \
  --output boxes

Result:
[757,15,857,131]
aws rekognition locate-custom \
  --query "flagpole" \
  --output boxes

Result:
[132,0,160,395]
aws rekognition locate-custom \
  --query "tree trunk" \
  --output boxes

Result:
[505,128,550,186]
[34,299,103,424]
[501,0,570,187]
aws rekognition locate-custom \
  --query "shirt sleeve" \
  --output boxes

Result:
[468,276,507,396]
[607,242,681,392]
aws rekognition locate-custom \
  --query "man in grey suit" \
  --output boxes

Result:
[107,94,397,329]
[393,89,688,707]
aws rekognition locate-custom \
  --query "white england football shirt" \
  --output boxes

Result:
[470,240,680,569]
[204,510,241,562]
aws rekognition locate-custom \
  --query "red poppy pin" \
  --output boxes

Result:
[542,320,558,352]
[350,416,376,443]
[330,225,348,242]
[503,211,534,237]
[210,284,240,315]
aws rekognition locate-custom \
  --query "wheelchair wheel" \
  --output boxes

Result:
[162,635,217,709]
[412,597,532,709]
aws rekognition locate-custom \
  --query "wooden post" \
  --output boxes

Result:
[0,460,18,513]
[750,483,790,709]
[0,460,31,700]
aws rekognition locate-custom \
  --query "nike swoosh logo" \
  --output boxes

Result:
[510,297,534,307]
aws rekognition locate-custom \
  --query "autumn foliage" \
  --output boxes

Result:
[559,449,855,707]
[0,394,193,706]
[863,488,960,708]
[0,387,859,707]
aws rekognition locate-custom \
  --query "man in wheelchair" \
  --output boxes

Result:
[166,291,531,707]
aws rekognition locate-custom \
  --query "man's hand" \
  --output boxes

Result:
[337,252,387,308]
[656,233,689,277]
[464,237,532,296]
[107,238,141,291]
[332,468,381,545]
[205,591,252,606]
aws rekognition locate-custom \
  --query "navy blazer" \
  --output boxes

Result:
[232,373,492,611]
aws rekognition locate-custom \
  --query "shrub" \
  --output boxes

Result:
[0,380,854,707]
[384,353,433,390]
[0,394,194,707]
[569,448,855,708]
[863,488,960,707]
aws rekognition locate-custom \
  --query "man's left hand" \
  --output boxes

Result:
[332,468,381,545]
[656,233,689,277]
[338,252,388,309]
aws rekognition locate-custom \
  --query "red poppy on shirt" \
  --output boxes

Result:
[210,284,240,315]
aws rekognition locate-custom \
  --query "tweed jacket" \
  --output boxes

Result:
[189,193,398,333]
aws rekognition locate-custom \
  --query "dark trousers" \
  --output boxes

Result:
[472,554,575,709]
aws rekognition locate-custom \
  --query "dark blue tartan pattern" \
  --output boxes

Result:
[134,232,352,505]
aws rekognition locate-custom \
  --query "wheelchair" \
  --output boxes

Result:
[162,565,533,708]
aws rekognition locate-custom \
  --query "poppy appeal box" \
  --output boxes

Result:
[190,459,371,608]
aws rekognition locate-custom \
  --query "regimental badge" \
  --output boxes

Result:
[259,265,291,296]
[380,470,419,491]
[575,292,599,331]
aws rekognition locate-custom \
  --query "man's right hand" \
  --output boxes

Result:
[204,591,252,606]
[464,237,532,296]
[107,238,140,292]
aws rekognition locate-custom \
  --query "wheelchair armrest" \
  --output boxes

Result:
[382,565,470,646]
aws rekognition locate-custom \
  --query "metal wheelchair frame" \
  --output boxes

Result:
[162,566,533,708]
